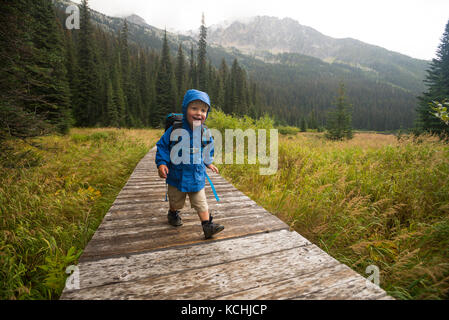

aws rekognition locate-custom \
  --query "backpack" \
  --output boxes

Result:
[165,113,183,132]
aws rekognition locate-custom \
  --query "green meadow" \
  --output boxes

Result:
[1,111,449,299]
[0,128,161,299]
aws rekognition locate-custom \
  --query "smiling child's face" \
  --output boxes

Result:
[186,100,209,128]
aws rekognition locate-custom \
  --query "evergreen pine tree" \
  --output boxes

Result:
[0,0,52,140]
[34,0,73,133]
[416,19,449,135]
[175,44,186,109]
[197,13,208,91]
[131,55,144,127]
[218,58,230,112]
[75,0,99,127]
[139,48,151,127]
[300,118,307,132]
[230,59,248,115]
[64,28,78,113]
[325,83,353,140]
[106,77,118,127]
[154,30,175,127]
[112,61,126,127]
[119,19,134,127]
[1,0,72,138]
[189,45,197,89]
[309,109,318,129]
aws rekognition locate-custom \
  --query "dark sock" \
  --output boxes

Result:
[201,215,213,225]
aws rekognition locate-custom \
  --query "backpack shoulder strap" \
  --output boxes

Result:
[169,121,183,149]
[172,121,183,130]
[201,124,212,149]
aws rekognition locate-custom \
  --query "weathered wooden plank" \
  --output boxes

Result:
[215,263,386,300]
[110,195,252,207]
[97,207,270,231]
[125,176,231,183]
[123,180,232,188]
[62,245,343,300]
[94,211,273,239]
[87,210,287,248]
[107,198,260,214]
[116,186,239,199]
[104,201,265,221]
[62,230,311,291]
[126,172,227,178]
[121,183,231,191]
[116,191,244,201]
[79,213,288,262]
[113,193,244,204]
[122,181,232,189]
[113,190,246,202]
[291,276,389,300]
[122,181,235,190]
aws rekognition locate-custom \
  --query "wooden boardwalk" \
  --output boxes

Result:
[60,146,392,300]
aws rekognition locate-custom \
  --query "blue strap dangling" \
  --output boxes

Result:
[205,172,220,202]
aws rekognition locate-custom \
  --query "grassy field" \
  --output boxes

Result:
[0,128,162,299]
[1,121,448,300]
[216,131,449,300]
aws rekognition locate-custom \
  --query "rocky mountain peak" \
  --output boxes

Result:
[125,14,149,28]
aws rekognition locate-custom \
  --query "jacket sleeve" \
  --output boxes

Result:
[155,128,172,168]
[204,134,215,166]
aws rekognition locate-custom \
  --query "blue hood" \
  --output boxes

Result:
[182,89,211,120]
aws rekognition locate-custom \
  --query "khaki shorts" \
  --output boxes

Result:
[168,184,208,213]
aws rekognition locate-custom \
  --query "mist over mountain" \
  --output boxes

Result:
[124,14,150,28]
[193,15,428,94]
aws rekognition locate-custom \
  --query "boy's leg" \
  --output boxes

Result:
[167,184,186,226]
[189,189,224,239]
[197,211,210,222]
[188,188,209,221]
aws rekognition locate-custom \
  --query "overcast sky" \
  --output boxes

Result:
[72,0,449,61]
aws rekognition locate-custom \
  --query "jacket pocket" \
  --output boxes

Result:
[194,164,205,182]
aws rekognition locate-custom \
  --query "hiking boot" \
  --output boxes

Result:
[202,215,224,239]
[167,210,182,226]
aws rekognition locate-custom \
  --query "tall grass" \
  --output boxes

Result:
[206,109,275,131]
[213,118,449,299]
[0,128,161,299]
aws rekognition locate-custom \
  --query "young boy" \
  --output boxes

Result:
[155,89,224,239]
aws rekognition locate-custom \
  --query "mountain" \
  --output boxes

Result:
[201,16,429,95]
[54,1,429,130]
[124,14,150,28]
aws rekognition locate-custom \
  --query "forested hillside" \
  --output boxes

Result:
[51,0,263,129]
[54,0,426,131]
[0,0,431,140]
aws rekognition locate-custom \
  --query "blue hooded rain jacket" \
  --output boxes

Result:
[155,89,214,192]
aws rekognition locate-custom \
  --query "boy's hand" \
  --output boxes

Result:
[158,165,169,179]
[206,164,219,174]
